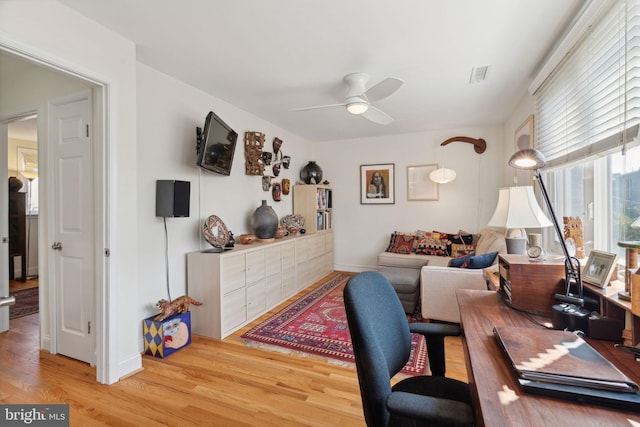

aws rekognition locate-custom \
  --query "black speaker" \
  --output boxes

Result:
[156,180,190,217]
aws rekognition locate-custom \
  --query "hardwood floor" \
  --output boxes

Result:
[0,272,467,426]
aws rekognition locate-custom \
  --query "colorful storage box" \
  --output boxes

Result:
[143,311,191,358]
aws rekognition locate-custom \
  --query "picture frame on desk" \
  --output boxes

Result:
[583,250,617,288]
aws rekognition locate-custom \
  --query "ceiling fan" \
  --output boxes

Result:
[290,73,404,125]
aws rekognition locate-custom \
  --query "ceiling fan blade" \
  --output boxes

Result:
[362,105,393,125]
[364,77,404,102]
[289,103,345,112]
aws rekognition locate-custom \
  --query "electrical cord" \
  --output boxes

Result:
[163,216,172,302]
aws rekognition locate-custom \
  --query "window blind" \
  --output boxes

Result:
[535,0,640,168]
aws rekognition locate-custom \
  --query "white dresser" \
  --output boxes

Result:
[187,231,334,339]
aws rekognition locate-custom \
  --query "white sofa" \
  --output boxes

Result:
[420,229,506,323]
[377,228,507,323]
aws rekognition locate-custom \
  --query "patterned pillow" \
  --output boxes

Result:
[432,231,474,256]
[451,243,476,258]
[385,232,416,254]
[415,232,448,256]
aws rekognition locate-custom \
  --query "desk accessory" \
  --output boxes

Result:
[494,326,640,412]
[508,149,590,329]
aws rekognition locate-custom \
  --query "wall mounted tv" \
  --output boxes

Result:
[196,111,238,176]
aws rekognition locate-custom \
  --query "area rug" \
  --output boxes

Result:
[240,273,428,376]
[9,287,39,319]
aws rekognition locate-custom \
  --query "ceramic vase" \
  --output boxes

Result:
[300,161,323,184]
[251,200,278,240]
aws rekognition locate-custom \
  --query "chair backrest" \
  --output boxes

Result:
[344,271,412,427]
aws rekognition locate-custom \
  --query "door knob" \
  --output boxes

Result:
[0,296,16,308]
[51,242,62,250]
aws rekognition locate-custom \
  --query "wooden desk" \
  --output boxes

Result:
[457,289,640,426]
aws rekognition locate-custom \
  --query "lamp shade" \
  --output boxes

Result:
[429,167,456,184]
[487,186,553,229]
[508,148,546,170]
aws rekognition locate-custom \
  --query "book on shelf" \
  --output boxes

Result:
[493,326,638,393]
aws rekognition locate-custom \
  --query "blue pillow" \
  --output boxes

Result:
[465,251,499,269]
[449,254,472,268]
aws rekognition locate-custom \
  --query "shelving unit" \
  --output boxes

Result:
[187,232,334,339]
[293,185,332,234]
[8,192,26,282]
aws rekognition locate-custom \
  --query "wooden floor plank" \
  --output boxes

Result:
[0,271,467,426]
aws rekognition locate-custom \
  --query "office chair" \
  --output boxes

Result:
[344,271,474,427]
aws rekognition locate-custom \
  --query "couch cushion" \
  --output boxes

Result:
[415,232,448,256]
[378,252,429,269]
[379,267,420,293]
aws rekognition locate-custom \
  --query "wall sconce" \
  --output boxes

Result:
[440,136,487,154]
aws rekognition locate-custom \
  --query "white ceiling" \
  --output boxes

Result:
[19,1,586,142]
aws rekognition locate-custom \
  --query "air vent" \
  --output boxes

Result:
[469,66,489,84]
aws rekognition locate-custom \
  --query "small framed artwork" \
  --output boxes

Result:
[407,164,439,201]
[582,250,617,288]
[360,163,394,204]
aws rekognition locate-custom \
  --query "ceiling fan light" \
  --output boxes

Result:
[346,102,369,115]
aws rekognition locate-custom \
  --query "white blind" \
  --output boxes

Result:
[535,0,640,167]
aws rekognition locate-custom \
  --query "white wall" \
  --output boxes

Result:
[136,64,313,326]
[315,125,505,272]
[1,0,138,384]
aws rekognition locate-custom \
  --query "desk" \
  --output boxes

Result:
[457,289,640,426]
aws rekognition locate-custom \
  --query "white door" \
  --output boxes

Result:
[0,123,8,333]
[51,93,94,364]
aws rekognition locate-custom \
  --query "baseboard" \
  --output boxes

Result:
[333,263,375,273]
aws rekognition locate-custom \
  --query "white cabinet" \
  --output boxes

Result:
[187,231,333,339]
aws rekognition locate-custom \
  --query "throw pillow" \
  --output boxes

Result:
[415,233,448,256]
[449,254,472,268]
[475,228,507,255]
[386,232,416,254]
[432,230,474,256]
[450,243,476,258]
[464,251,499,269]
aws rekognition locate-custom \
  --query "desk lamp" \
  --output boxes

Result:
[508,148,590,329]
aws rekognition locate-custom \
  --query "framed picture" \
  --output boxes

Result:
[360,163,394,204]
[407,164,439,201]
[582,250,617,288]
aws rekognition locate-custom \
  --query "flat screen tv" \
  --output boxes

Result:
[196,111,238,176]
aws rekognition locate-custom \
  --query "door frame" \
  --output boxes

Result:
[0,46,109,383]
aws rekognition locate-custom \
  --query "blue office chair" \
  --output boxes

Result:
[344,271,474,427]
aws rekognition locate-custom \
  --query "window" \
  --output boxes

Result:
[534,0,640,275]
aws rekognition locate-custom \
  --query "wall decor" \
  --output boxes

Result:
[360,163,395,204]
[244,131,265,176]
[282,178,291,195]
[407,164,439,201]
[273,137,283,154]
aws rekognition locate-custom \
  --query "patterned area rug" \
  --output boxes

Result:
[9,286,39,319]
[240,273,428,376]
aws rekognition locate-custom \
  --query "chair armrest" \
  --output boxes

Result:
[421,266,488,323]
[387,391,474,426]
[409,323,461,376]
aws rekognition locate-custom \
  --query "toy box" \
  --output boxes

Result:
[143,311,191,358]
